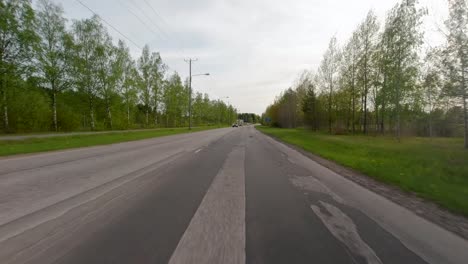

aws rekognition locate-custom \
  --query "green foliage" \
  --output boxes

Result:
[0,2,235,134]
[257,126,468,216]
[1,0,39,132]
[442,0,468,148]
[8,81,51,132]
[263,0,465,147]
[238,113,261,123]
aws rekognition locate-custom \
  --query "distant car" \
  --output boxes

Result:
[232,124,238,127]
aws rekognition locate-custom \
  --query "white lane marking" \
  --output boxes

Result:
[194,148,202,154]
[311,201,383,264]
[169,147,246,264]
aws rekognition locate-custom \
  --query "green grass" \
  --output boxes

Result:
[256,126,468,216]
[0,126,221,157]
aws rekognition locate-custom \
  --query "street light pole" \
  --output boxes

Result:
[185,58,209,130]
[188,59,193,130]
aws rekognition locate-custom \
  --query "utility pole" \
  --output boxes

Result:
[185,58,198,130]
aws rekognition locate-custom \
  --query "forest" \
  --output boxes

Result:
[263,0,468,148]
[0,0,237,133]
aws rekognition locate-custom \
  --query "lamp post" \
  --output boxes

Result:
[187,67,209,130]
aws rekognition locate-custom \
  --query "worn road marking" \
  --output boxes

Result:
[169,147,246,264]
[194,149,202,154]
[290,175,346,204]
[311,201,383,264]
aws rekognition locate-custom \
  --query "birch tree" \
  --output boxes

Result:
[150,52,165,126]
[116,40,137,127]
[71,16,105,130]
[442,0,468,148]
[96,33,117,129]
[319,36,340,133]
[356,10,379,134]
[137,45,164,127]
[36,0,71,131]
[422,49,443,137]
[0,0,37,132]
[381,0,425,140]
[341,32,360,133]
[163,72,184,127]
[137,46,151,126]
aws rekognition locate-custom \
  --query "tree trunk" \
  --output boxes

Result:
[107,105,112,130]
[464,90,468,149]
[89,98,95,131]
[429,108,433,138]
[352,88,355,134]
[461,58,467,148]
[364,95,368,134]
[396,106,401,141]
[381,101,385,135]
[154,97,158,126]
[3,100,8,132]
[396,57,402,142]
[105,98,112,130]
[2,74,8,132]
[154,110,158,126]
[53,91,58,132]
[328,83,332,134]
[145,109,149,127]
[363,54,368,135]
[127,102,130,127]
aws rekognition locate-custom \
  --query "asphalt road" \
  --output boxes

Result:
[0,126,467,264]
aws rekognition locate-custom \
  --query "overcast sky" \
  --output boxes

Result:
[49,0,448,114]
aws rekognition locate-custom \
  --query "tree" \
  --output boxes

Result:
[356,10,379,134]
[422,49,443,137]
[0,0,38,132]
[36,0,71,131]
[137,45,165,127]
[137,46,151,126]
[163,72,185,127]
[380,0,425,140]
[71,16,107,130]
[150,52,165,126]
[341,32,360,133]
[442,0,468,148]
[96,33,118,129]
[302,83,318,130]
[319,36,340,133]
[116,40,137,127]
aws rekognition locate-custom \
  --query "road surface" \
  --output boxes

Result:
[0,126,467,264]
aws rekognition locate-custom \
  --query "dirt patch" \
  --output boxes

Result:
[259,130,468,241]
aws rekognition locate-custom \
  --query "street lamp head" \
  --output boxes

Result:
[204,73,210,76]
[192,73,211,77]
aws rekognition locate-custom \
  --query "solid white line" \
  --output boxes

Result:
[169,147,246,264]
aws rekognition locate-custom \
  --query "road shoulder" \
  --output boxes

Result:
[256,127,468,241]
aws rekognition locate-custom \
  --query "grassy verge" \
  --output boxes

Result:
[256,126,468,216]
[0,126,221,157]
